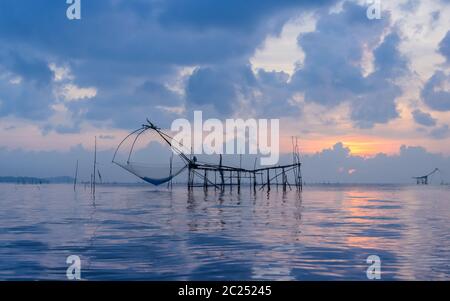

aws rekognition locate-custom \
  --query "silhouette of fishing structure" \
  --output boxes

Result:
[413,168,441,185]
[113,120,303,192]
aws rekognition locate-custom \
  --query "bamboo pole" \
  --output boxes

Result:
[93,136,97,196]
[219,155,224,191]
[168,153,173,189]
[73,160,78,191]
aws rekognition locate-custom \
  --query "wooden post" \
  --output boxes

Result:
[219,155,224,191]
[168,153,173,189]
[73,160,78,191]
[92,136,97,196]
[187,165,191,189]
[298,164,303,191]
[238,171,241,193]
[238,154,242,192]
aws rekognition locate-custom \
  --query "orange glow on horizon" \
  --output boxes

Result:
[280,135,402,157]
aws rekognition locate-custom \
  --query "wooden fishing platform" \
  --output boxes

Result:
[113,120,303,192]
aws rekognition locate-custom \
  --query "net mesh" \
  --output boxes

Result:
[115,162,187,185]
[113,127,188,185]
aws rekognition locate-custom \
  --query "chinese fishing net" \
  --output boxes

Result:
[112,124,189,185]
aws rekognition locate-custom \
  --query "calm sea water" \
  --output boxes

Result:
[0,183,449,280]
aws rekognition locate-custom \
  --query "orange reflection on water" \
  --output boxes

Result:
[342,190,400,250]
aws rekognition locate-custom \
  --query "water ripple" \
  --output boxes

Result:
[0,184,449,280]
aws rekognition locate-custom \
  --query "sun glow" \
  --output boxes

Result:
[280,135,402,157]
[341,140,389,157]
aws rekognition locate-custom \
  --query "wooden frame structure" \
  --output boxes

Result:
[113,120,303,192]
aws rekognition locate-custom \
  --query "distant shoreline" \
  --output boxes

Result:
[0,176,73,184]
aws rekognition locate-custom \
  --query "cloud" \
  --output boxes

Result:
[290,3,408,128]
[183,2,410,125]
[253,69,297,118]
[57,84,97,102]
[0,0,448,159]
[0,51,52,86]
[0,49,56,120]
[0,0,320,75]
[0,0,340,129]
[2,142,449,184]
[184,62,304,119]
[49,63,73,82]
[67,82,184,129]
[439,30,450,62]
[421,70,450,111]
[400,0,421,12]
[430,124,450,139]
[412,109,437,126]
[0,144,137,182]
[186,65,251,115]
[302,143,450,183]
[0,75,53,120]
[158,0,334,31]
[419,29,450,113]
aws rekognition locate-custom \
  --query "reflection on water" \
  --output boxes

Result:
[0,184,449,280]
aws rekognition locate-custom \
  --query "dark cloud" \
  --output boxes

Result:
[431,10,441,22]
[185,64,298,118]
[373,33,408,78]
[419,31,450,116]
[421,71,450,111]
[0,0,430,133]
[183,2,408,125]
[290,3,408,128]
[0,74,53,120]
[0,51,52,86]
[253,69,296,118]
[439,31,450,63]
[158,0,334,31]
[0,0,338,129]
[412,109,437,127]
[0,0,334,76]
[68,84,183,130]
[0,49,54,120]
[186,65,253,115]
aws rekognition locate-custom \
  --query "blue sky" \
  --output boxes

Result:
[0,0,450,183]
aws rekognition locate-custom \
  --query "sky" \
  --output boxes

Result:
[0,0,450,183]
